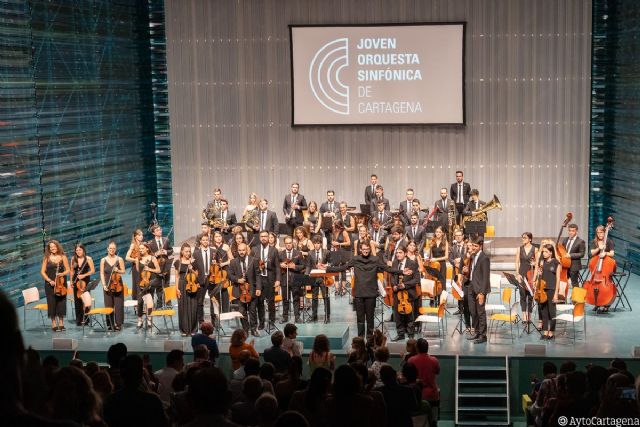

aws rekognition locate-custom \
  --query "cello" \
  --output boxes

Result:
[584,218,617,308]
[555,212,573,286]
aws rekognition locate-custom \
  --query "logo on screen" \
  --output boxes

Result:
[308,38,349,115]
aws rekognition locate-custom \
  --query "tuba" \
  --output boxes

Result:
[464,194,502,226]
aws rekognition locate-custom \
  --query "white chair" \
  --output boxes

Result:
[22,287,48,331]
[554,302,586,342]
[218,311,244,338]
[485,288,512,313]
[415,295,447,341]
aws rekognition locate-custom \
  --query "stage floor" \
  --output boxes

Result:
[19,271,638,359]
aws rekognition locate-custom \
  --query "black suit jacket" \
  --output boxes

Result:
[405,225,426,249]
[251,245,281,296]
[148,237,173,275]
[368,228,388,250]
[463,199,485,216]
[391,258,420,301]
[450,182,471,205]
[562,236,586,272]
[327,255,397,298]
[214,210,237,228]
[257,209,279,234]
[370,197,390,215]
[283,194,307,226]
[398,200,415,224]
[369,210,392,230]
[279,248,305,287]
[364,184,378,205]
[448,242,467,266]
[228,256,258,298]
[192,246,215,285]
[319,201,339,231]
[432,198,453,224]
[470,251,491,295]
[306,248,330,274]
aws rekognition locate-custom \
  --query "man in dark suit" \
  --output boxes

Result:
[463,189,485,217]
[195,222,212,247]
[383,225,406,266]
[319,190,339,236]
[252,199,278,247]
[391,246,421,341]
[283,182,307,236]
[466,235,490,344]
[433,188,454,233]
[149,224,174,307]
[449,230,469,323]
[192,234,215,324]
[306,235,331,323]
[228,243,259,335]
[450,170,471,226]
[369,199,392,231]
[215,199,237,241]
[251,231,281,330]
[279,236,305,323]
[364,174,379,206]
[405,213,426,250]
[398,188,416,225]
[561,224,586,287]
[369,185,391,214]
[368,218,388,256]
[262,331,291,375]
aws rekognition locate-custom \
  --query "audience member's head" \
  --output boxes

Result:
[255,393,279,425]
[188,367,231,415]
[84,361,100,378]
[231,328,248,347]
[586,364,608,393]
[243,375,264,401]
[42,355,60,371]
[237,349,252,368]
[305,367,332,409]
[351,336,366,354]
[563,370,587,398]
[416,338,429,354]
[69,359,84,369]
[244,357,261,377]
[559,361,577,374]
[284,323,298,338]
[610,358,627,372]
[405,338,418,356]
[107,343,128,369]
[402,362,419,384]
[120,354,144,389]
[374,347,390,363]
[49,366,102,425]
[260,362,276,384]
[332,365,361,399]
[271,331,284,347]
[288,356,303,380]
[380,365,398,386]
[312,334,330,354]
[91,370,114,397]
[542,361,557,377]
[275,411,310,427]
[200,321,214,336]
[167,349,185,371]
[171,370,188,392]
[193,344,210,362]
[349,362,369,391]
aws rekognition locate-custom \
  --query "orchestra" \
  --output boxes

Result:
[40,172,620,346]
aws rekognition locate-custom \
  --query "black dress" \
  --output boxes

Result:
[518,245,537,311]
[306,212,319,235]
[103,259,124,327]
[539,258,560,332]
[129,246,140,300]
[72,258,91,324]
[174,260,199,335]
[430,241,447,290]
[44,259,66,319]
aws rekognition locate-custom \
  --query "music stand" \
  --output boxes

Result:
[465,221,486,236]
[295,274,315,323]
[309,270,337,323]
[503,272,541,337]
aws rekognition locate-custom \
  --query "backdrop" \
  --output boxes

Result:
[165,0,592,243]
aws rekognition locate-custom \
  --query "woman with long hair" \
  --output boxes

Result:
[174,243,198,336]
[304,201,321,235]
[330,219,351,296]
[537,244,562,340]
[515,232,538,324]
[135,242,161,329]
[100,241,126,331]
[70,243,95,326]
[294,226,314,258]
[428,226,449,306]
[125,229,144,300]
[40,240,70,331]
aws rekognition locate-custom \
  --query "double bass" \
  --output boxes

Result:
[584,218,617,308]
[555,212,573,286]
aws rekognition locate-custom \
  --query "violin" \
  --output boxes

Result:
[73,259,87,298]
[53,261,68,297]
[396,276,412,314]
[130,245,140,260]
[209,261,227,284]
[108,259,124,293]
[185,262,199,295]
[532,262,547,304]
[139,259,152,290]
[584,217,617,307]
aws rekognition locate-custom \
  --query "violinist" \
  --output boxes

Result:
[428,226,449,306]
[294,226,314,258]
[515,232,538,325]
[337,201,357,237]
[136,242,161,329]
[251,230,282,330]
[149,224,173,307]
[279,236,306,323]
[368,217,388,254]
[589,225,615,312]
[390,246,420,341]
[230,231,247,259]
[229,243,259,335]
[330,219,351,296]
[174,243,198,336]
[354,224,376,256]
[537,244,562,340]
[100,241,126,331]
[211,231,233,317]
[306,235,331,323]
[40,240,70,332]
[449,230,467,316]
[125,229,144,300]
[192,234,214,324]
[304,201,321,236]
[70,243,95,326]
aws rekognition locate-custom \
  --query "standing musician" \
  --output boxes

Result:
[411,199,427,223]
[384,225,406,266]
[251,230,282,330]
[561,224,586,287]
[283,182,308,237]
[243,192,260,246]
[279,236,305,323]
[427,226,449,306]
[307,235,331,323]
[327,239,403,338]
[304,201,321,236]
[370,199,392,231]
[215,199,236,241]
[228,243,259,336]
[449,230,467,317]
[210,231,234,323]
[589,224,615,312]
[466,235,490,344]
[135,242,161,329]
[70,243,95,326]
[330,219,352,297]
[255,199,279,246]
[294,226,314,258]
[40,240,70,332]
[149,224,173,307]
[126,229,145,301]
[390,246,421,341]
[515,232,538,325]
[174,243,199,336]
[364,174,380,207]
[206,187,223,213]
[450,170,471,226]
[319,190,339,237]
[192,234,214,324]
[432,188,453,233]
[100,241,126,331]
[537,244,562,340]
[195,222,212,247]
[406,212,427,251]
[369,185,391,214]
[368,217,388,255]
[463,189,485,218]
[398,188,416,225]
[406,240,427,317]
[337,201,357,239]
[354,224,375,256]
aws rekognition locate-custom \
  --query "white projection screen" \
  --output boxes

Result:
[290,23,465,126]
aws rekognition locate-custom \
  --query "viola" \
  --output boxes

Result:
[109,270,124,294]
[239,275,252,303]
[209,261,227,284]
[396,276,412,314]
[584,217,617,307]
[139,262,152,290]
[185,263,199,295]
[555,212,573,283]
[323,275,335,287]
[532,263,547,304]
[53,262,68,297]
[75,278,87,299]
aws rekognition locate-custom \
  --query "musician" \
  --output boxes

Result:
[463,189,485,217]
[251,230,282,330]
[230,232,248,259]
[211,231,234,320]
[283,182,308,236]
[70,243,95,326]
[337,201,356,237]
[427,226,449,306]
[304,201,321,235]
[364,174,379,207]
[406,239,426,317]
[126,229,145,300]
[390,246,421,341]
[589,224,615,312]
[294,226,314,258]
[354,224,376,256]
[40,240,70,332]
[255,199,279,246]
[515,232,538,325]
[228,243,259,336]
[319,190,339,236]
[243,192,260,245]
[370,199,392,230]
[411,199,427,223]
[406,213,426,251]
[433,188,453,232]
[450,170,471,226]
[466,235,490,344]
[384,225,406,266]
[368,217,388,254]
[561,224,586,287]
[279,236,305,323]
[100,241,125,331]
[537,244,562,340]
[398,188,416,225]
[192,234,215,324]
[149,224,173,307]
[449,230,467,317]
[369,185,391,214]
[215,199,236,241]
[326,239,402,338]
[329,219,352,296]
[174,243,198,336]
[206,187,223,212]
[307,235,331,323]
[135,242,161,329]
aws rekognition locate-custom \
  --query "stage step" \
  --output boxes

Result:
[456,356,510,426]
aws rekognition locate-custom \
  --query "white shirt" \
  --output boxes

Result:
[154,367,179,404]
[458,183,463,203]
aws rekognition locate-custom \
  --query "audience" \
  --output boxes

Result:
[347,336,370,365]
[154,349,184,405]
[408,338,440,412]
[275,356,308,411]
[289,367,332,427]
[190,321,219,364]
[231,376,264,425]
[187,344,210,369]
[106,342,127,390]
[282,323,302,356]
[326,364,374,426]
[264,331,292,374]
[229,328,259,370]
[371,346,390,388]
[377,365,418,427]
[230,357,274,403]
[185,366,234,426]
[308,334,336,372]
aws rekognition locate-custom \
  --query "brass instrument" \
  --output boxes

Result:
[463,194,502,226]
[201,201,221,227]
[447,200,457,242]
[241,208,260,232]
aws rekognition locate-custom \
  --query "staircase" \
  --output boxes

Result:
[455,356,510,426]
